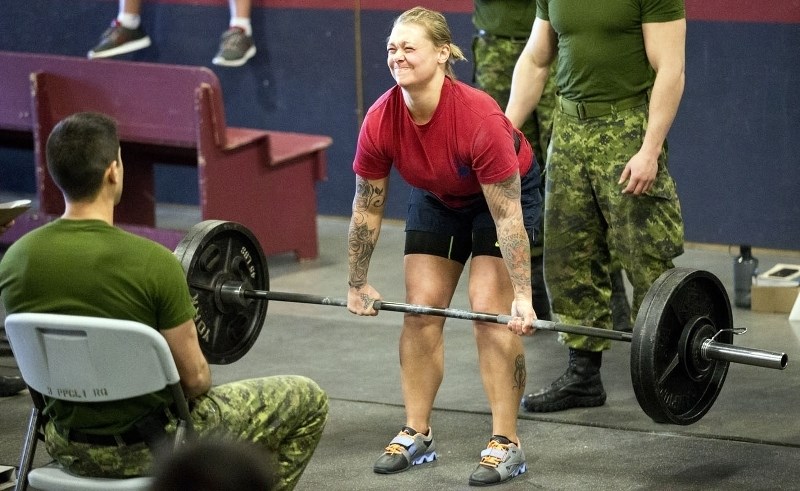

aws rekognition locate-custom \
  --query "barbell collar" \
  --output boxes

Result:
[219,282,254,309]
[702,339,788,370]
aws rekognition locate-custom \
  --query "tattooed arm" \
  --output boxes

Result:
[347,175,389,316]
[481,173,536,334]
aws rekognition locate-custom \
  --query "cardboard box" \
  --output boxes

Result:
[751,285,800,314]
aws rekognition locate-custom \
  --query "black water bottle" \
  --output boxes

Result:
[733,245,758,308]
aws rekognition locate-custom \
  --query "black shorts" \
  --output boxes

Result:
[404,158,542,265]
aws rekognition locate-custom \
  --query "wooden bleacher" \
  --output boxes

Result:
[0,50,332,259]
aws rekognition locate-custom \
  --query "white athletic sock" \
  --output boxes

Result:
[230,17,252,36]
[116,12,141,30]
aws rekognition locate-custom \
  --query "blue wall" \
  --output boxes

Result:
[671,21,800,249]
[0,1,798,249]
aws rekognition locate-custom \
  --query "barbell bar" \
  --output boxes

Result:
[174,220,789,425]
[229,285,786,371]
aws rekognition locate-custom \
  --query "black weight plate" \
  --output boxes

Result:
[630,268,733,425]
[174,220,269,364]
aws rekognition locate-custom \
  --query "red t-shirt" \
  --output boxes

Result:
[353,77,533,209]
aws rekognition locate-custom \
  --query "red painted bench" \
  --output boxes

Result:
[0,50,332,259]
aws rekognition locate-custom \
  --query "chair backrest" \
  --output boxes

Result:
[4,313,180,402]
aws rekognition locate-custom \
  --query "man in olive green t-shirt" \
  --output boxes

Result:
[506,0,686,413]
[0,112,328,488]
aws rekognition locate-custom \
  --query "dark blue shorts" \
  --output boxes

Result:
[404,158,542,265]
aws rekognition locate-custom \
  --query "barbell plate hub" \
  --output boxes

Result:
[679,316,717,382]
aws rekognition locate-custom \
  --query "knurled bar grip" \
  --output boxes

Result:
[244,289,630,340]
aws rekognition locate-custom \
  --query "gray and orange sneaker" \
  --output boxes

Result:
[88,20,151,59]
[373,426,437,474]
[468,436,527,486]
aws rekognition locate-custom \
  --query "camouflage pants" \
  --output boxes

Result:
[45,375,328,490]
[545,102,684,350]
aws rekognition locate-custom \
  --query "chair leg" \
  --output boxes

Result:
[14,406,42,491]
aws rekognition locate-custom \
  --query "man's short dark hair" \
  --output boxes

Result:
[46,112,120,201]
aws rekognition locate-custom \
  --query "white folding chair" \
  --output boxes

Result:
[5,313,193,491]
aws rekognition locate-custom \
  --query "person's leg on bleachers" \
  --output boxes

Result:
[87,0,152,59]
[212,0,257,67]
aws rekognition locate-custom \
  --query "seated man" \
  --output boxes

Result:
[0,112,328,489]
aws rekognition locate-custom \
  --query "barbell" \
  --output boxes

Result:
[173,220,788,426]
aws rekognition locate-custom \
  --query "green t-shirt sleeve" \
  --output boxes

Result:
[149,246,197,331]
[536,0,549,21]
[642,0,685,23]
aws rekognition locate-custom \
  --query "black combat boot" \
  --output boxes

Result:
[520,348,606,412]
[610,269,632,332]
[531,253,552,321]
